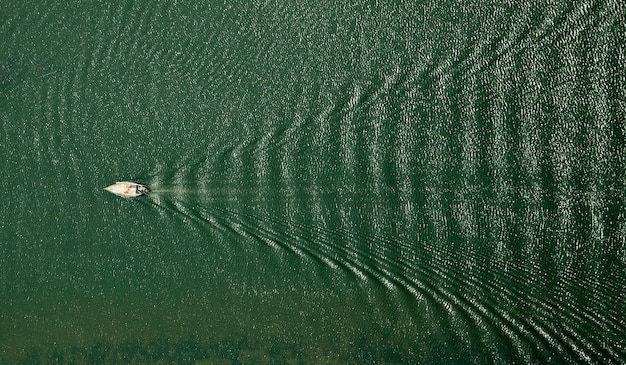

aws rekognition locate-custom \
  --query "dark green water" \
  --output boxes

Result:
[1,0,625,363]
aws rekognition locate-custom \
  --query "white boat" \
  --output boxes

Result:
[105,181,149,197]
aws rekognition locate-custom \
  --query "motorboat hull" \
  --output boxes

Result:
[105,181,149,197]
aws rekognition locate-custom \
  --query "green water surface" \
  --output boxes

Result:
[1,0,625,363]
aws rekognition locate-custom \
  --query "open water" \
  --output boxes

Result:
[1,0,625,363]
